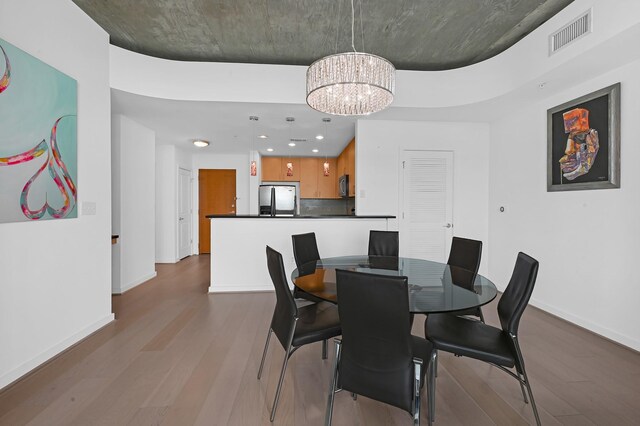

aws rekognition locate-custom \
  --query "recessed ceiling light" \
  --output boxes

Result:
[267,148,274,152]
[259,135,268,139]
[288,142,296,147]
[312,149,319,153]
[315,135,324,140]
[193,139,209,148]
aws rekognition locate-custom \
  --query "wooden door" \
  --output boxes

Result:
[198,169,236,254]
[317,158,337,198]
[299,158,318,198]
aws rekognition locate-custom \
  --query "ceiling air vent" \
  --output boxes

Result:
[549,9,592,55]
[290,138,308,143]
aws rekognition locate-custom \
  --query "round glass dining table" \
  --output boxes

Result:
[292,256,498,314]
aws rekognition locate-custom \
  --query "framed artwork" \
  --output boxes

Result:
[547,83,620,191]
[0,37,77,223]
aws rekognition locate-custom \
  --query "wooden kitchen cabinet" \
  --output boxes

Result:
[299,158,338,199]
[335,138,355,196]
[337,150,346,177]
[261,157,301,181]
[317,158,338,198]
[261,155,341,199]
[345,139,355,196]
[261,156,283,181]
[299,158,318,198]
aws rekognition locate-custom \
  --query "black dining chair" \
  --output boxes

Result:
[258,246,342,422]
[325,269,435,426]
[424,252,541,426]
[447,236,484,321]
[291,232,325,302]
[368,230,399,257]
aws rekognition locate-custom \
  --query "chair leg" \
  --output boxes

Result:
[351,392,357,400]
[257,328,272,380]
[412,358,423,426]
[270,346,292,422]
[517,370,529,403]
[512,335,541,426]
[434,349,438,377]
[325,339,342,426]
[521,368,540,426]
[428,350,437,424]
[477,308,485,323]
[270,320,297,422]
[322,339,328,360]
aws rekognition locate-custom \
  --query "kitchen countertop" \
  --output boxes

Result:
[206,214,395,219]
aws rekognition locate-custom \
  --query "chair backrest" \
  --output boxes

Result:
[266,246,298,347]
[497,252,539,336]
[368,230,399,257]
[447,237,482,274]
[336,269,414,414]
[292,232,321,269]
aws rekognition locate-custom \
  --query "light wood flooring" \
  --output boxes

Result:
[1,255,639,425]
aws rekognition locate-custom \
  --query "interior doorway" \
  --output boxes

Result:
[198,169,237,254]
[399,150,454,262]
[178,168,192,260]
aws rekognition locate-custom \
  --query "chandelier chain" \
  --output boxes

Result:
[360,0,365,52]
[351,0,356,52]
[335,0,342,53]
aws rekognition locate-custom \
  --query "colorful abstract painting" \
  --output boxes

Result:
[0,37,77,223]
[547,83,620,192]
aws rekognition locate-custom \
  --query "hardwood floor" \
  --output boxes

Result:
[1,255,639,425]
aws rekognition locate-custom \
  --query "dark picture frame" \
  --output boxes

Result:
[547,83,620,191]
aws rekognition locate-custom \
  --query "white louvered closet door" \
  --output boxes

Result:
[399,151,454,262]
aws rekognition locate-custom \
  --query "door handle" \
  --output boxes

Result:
[443,223,453,228]
[179,217,184,221]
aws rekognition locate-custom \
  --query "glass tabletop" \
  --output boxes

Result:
[292,255,498,314]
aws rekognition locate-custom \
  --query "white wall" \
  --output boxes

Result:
[191,152,251,253]
[155,145,176,262]
[111,115,156,293]
[489,58,640,351]
[0,0,113,389]
[356,120,491,274]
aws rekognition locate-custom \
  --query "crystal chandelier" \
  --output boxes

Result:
[306,0,395,116]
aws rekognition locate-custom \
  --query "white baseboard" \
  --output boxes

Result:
[155,258,178,264]
[530,297,640,352]
[113,271,157,294]
[0,314,115,390]
[209,284,272,293]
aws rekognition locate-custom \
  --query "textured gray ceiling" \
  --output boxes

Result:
[73,0,573,71]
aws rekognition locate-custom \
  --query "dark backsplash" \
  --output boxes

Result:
[300,198,356,216]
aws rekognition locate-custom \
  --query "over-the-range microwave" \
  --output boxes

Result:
[338,174,349,198]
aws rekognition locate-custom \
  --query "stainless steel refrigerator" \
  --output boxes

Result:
[259,185,297,216]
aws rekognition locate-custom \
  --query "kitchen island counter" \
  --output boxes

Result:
[206,214,395,219]
[208,215,393,292]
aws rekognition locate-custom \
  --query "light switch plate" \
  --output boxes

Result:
[82,201,96,215]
